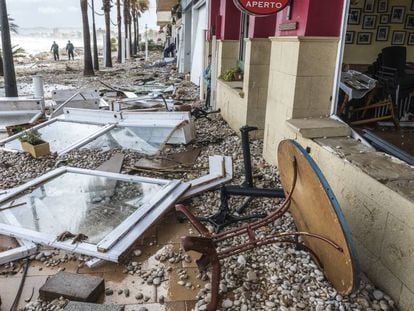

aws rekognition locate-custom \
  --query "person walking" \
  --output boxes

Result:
[50,41,59,61]
[66,40,75,60]
[203,55,212,110]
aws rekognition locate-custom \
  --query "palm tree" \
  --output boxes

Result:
[80,0,94,76]
[102,0,112,67]
[131,0,149,53]
[0,0,17,96]
[91,0,99,70]
[0,15,18,77]
[123,0,130,58]
[116,0,122,62]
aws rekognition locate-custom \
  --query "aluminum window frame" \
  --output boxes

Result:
[0,110,44,132]
[0,111,193,155]
[0,118,115,155]
[0,167,189,262]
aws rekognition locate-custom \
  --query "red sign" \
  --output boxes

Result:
[234,0,289,16]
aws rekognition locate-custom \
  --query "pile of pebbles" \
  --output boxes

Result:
[1,59,397,311]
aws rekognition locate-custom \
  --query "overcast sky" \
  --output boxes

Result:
[7,0,158,30]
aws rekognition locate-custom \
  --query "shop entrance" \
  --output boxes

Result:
[333,0,414,165]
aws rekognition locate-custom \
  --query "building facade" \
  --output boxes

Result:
[156,0,414,309]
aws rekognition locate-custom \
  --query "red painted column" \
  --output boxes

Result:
[218,0,241,40]
[275,0,344,37]
[248,16,277,38]
[208,0,220,40]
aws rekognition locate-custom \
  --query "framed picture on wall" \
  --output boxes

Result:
[392,31,407,45]
[380,14,389,24]
[364,0,375,12]
[349,8,362,25]
[357,32,373,45]
[378,0,388,13]
[346,31,355,44]
[363,15,377,29]
[408,33,414,45]
[406,15,414,30]
[376,26,390,41]
[391,6,406,24]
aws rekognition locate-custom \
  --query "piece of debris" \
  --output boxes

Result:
[57,231,76,242]
[39,271,105,302]
[134,148,201,171]
[71,233,88,244]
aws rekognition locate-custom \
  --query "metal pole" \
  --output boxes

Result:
[240,125,257,188]
[32,75,44,108]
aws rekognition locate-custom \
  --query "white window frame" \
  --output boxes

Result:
[0,110,194,156]
[330,0,373,146]
[0,238,37,265]
[0,167,189,262]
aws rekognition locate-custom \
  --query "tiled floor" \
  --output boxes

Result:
[0,211,203,310]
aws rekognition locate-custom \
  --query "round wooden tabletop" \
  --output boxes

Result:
[277,140,360,295]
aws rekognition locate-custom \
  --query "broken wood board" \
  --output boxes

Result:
[180,156,233,201]
[134,148,201,171]
[96,153,125,173]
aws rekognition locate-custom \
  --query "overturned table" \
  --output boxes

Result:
[176,139,360,311]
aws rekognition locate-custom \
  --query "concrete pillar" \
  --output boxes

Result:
[243,38,271,135]
[263,36,339,164]
[216,39,271,137]
[217,40,239,76]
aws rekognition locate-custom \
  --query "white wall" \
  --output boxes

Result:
[190,3,207,86]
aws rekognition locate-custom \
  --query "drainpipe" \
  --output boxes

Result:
[200,29,207,101]
[210,35,218,109]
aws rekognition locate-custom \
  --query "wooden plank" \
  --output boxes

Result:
[96,153,125,173]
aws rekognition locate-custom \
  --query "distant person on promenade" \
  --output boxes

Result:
[50,41,59,61]
[66,40,75,60]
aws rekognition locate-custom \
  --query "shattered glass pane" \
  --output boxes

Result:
[82,126,175,155]
[0,112,39,128]
[4,120,104,152]
[0,172,164,244]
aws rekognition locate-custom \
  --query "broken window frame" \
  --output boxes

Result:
[0,118,114,156]
[0,238,37,265]
[0,110,44,132]
[0,167,189,262]
[180,156,233,201]
[0,117,187,156]
[0,97,45,133]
